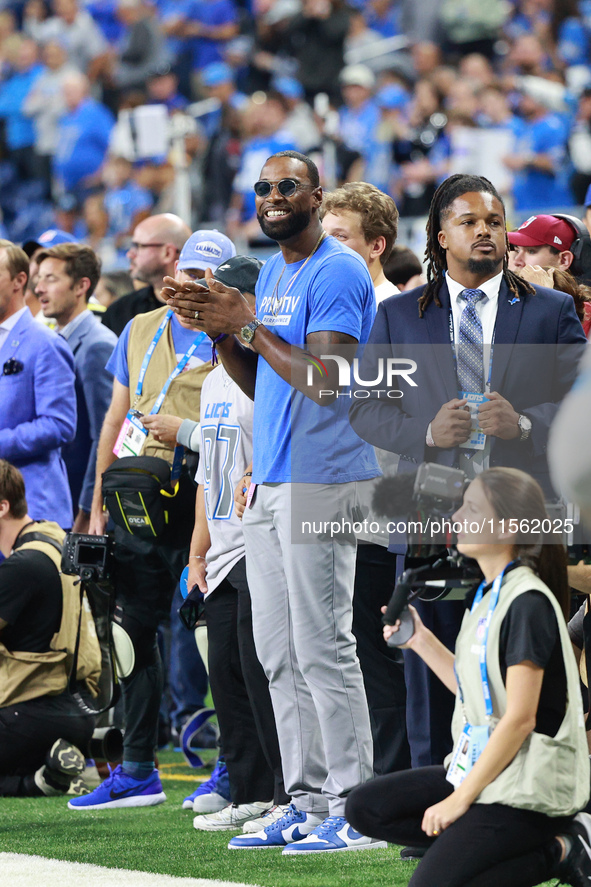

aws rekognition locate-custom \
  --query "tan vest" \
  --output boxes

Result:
[127,307,213,463]
[0,522,101,708]
[448,565,589,816]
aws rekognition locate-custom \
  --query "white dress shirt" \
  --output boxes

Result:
[375,279,400,305]
[446,270,503,345]
[426,270,504,452]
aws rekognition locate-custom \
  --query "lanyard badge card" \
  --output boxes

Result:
[114,408,148,458]
[447,722,491,788]
[458,391,488,451]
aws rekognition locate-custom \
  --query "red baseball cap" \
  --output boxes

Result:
[508,215,576,250]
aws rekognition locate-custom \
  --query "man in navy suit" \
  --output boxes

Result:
[0,240,76,529]
[350,174,587,773]
[35,244,117,534]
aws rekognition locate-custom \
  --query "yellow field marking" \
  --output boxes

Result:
[160,773,205,783]
[157,762,211,783]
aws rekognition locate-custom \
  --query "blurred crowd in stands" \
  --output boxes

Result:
[0,0,589,262]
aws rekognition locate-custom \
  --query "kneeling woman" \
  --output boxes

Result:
[346,467,590,887]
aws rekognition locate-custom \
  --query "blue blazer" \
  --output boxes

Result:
[62,311,117,514]
[0,309,76,527]
[350,278,587,495]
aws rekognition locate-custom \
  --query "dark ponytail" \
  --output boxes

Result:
[478,467,570,619]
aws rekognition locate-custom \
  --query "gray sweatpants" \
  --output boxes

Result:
[243,481,373,816]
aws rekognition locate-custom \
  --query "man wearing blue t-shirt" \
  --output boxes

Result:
[183,0,238,72]
[503,92,572,211]
[53,72,114,197]
[164,151,385,854]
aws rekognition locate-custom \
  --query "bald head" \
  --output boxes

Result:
[128,213,192,296]
[62,71,89,111]
[139,214,192,250]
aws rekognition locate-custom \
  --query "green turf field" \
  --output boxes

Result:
[0,750,555,887]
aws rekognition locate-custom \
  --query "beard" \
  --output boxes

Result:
[257,207,312,241]
[467,255,502,277]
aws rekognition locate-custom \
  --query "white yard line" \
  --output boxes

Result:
[0,854,262,887]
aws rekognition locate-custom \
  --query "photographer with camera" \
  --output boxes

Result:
[347,467,591,887]
[0,460,100,797]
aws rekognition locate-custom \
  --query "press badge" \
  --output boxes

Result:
[458,392,487,451]
[113,409,148,458]
[246,482,257,509]
[446,723,490,787]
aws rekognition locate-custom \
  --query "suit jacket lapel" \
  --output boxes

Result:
[490,279,525,392]
[0,307,32,362]
[424,280,457,402]
[68,311,93,356]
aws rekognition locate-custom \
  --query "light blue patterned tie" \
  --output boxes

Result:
[457,288,487,393]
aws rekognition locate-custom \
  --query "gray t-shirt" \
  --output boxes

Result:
[195,365,253,596]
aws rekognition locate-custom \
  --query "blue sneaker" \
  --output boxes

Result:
[282,815,388,854]
[182,757,230,811]
[228,803,324,849]
[67,765,166,810]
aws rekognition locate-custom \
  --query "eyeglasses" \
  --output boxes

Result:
[129,242,167,251]
[253,179,314,198]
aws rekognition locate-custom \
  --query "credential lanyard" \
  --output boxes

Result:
[134,309,207,416]
[133,309,206,486]
[135,309,172,401]
[467,563,514,718]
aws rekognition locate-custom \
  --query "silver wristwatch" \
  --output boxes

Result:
[517,414,532,441]
[240,319,262,344]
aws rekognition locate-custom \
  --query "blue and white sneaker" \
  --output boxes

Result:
[67,765,166,810]
[282,815,388,854]
[228,803,324,849]
[183,757,231,812]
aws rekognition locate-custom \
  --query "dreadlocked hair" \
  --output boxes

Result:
[418,174,535,318]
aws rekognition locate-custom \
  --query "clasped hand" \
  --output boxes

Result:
[477,392,520,440]
[430,392,519,448]
[162,267,254,338]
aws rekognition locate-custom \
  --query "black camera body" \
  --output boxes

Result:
[413,462,469,508]
[372,463,470,558]
[61,533,114,584]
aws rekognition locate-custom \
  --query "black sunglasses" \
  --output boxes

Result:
[253,179,314,198]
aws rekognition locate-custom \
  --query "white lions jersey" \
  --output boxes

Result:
[196,365,253,595]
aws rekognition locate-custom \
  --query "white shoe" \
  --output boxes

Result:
[193,801,273,831]
[192,791,230,814]
[228,803,325,848]
[282,815,388,854]
[243,803,292,833]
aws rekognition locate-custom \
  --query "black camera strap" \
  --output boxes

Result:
[13,530,63,554]
[68,576,121,716]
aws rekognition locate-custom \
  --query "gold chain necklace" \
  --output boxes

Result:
[271,231,326,316]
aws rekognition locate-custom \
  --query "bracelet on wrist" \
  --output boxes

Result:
[189,555,206,561]
[243,471,252,477]
[210,333,229,366]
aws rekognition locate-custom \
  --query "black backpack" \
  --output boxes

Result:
[102,455,177,540]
